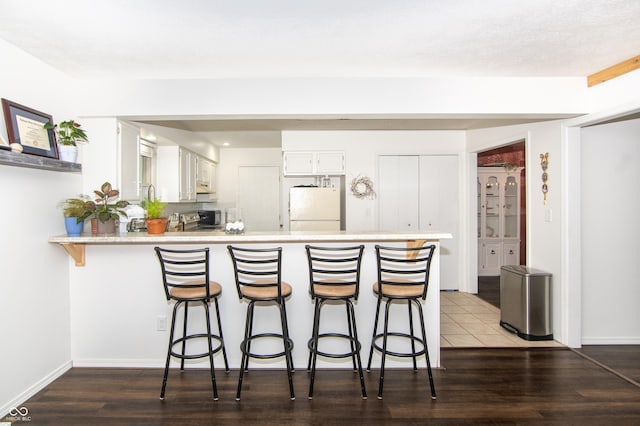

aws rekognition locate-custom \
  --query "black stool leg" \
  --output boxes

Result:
[213,297,230,373]
[347,299,367,399]
[279,299,296,400]
[202,300,219,400]
[180,302,189,371]
[236,301,255,401]
[281,299,295,373]
[308,298,322,399]
[367,296,383,371]
[346,301,357,372]
[415,300,436,399]
[160,301,181,400]
[378,299,392,399]
[307,298,321,372]
[408,300,418,371]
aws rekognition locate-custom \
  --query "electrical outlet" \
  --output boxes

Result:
[156,315,167,331]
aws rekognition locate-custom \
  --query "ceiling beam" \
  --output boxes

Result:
[587,55,640,87]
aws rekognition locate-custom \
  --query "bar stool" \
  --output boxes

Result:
[306,244,367,400]
[366,244,437,400]
[154,247,229,400]
[227,246,295,401]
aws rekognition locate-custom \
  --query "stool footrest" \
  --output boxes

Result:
[240,333,294,360]
[170,333,225,360]
[371,332,426,358]
[308,333,362,359]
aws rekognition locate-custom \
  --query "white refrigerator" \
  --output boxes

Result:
[289,187,341,231]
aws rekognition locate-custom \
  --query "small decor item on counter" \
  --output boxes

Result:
[225,219,245,234]
[141,197,168,235]
[86,182,129,235]
[9,142,23,153]
[59,197,93,237]
[225,207,244,234]
[43,119,89,163]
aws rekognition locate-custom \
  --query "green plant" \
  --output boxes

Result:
[59,197,94,223]
[141,197,167,219]
[88,182,129,223]
[44,120,89,146]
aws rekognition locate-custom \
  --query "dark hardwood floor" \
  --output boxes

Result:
[10,348,640,425]
[477,275,500,308]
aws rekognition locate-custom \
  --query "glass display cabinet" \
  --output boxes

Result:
[477,167,522,276]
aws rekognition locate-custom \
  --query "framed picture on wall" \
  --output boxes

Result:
[1,98,58,159]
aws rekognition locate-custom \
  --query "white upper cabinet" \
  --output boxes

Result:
[156,146,197,202]
[283,151,345,176]
[196,156,217,201]
[118,121,141,201]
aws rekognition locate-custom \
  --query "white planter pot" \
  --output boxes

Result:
[58,144,78,163]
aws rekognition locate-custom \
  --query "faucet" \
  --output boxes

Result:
[147,184,156,200]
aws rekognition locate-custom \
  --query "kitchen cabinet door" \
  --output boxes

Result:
[156,146,197,202]
[283,151,345,175]
[118,121,141,201]
[315,151,345,175]
[283,151,314,175]
[196,157,217,201]
[179,148,196,201]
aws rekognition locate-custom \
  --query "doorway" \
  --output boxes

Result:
[477,140,527,282]
[237,166,281,231]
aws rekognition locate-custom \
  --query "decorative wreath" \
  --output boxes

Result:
[350,175,376,199]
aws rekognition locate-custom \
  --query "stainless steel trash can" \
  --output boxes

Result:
[500,265,553,341]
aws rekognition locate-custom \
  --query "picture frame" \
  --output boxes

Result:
[1,98,58,159]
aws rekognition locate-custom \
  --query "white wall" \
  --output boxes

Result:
[580,118,640,344]
[217,147,283,209]
[282,131,466,231]
[0,39,77,415]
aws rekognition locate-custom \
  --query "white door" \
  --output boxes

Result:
[378,156,419,231]
[419,155,459,290]
[379,155,460,290]
[238,166,281,232]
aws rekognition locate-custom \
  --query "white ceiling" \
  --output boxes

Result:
[1,0,638,144]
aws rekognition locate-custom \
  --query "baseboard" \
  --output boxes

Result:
[0,360,72,418]
[581,337,640,345]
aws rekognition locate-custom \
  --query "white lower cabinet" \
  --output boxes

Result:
[478,240,520,276]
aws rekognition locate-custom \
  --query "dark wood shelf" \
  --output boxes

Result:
[0,148,81,173]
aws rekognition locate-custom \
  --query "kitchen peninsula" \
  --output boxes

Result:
[50,230,451,370]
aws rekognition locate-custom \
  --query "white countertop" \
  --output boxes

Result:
[49,229,452,245]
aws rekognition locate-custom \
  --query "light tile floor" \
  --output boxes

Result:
[440,291,564,348]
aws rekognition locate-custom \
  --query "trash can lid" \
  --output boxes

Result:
[501,265,552,276]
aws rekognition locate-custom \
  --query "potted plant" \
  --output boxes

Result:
[141,197,168,234]
[87,182,129,235]
[60,197,93,236]
[44,119,89,163]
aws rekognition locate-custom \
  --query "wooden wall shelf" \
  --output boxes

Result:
[0,149,82,173]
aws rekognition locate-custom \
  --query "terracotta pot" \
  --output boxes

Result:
[146,217,168,235]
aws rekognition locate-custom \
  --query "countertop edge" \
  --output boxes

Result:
[49,230,453,244]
